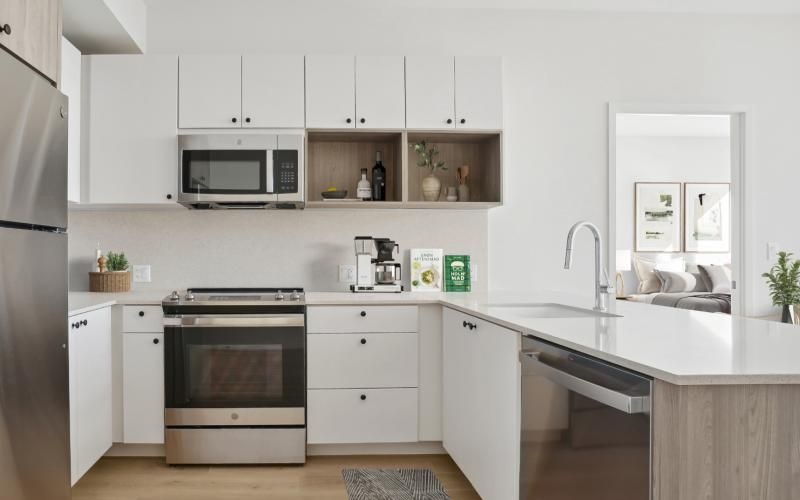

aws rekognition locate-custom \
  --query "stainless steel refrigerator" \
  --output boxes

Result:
[0,49,70,499]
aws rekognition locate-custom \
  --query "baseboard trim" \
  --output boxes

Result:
[105,443,165,457]
[307,442,445,456]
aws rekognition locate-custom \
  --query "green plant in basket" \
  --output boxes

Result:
[106,251,129,272]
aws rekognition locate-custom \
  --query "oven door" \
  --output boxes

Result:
[164,314,305,426]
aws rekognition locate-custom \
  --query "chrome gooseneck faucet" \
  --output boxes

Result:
[564,221,614,312]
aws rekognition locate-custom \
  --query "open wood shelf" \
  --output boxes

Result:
[305,130,503,209]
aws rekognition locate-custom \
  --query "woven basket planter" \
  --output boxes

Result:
[89,271,131,293]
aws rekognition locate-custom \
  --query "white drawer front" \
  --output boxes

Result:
[307,306,418,333]
[308,333,418,389]
[307,388,418,444]
[122,306,163,333]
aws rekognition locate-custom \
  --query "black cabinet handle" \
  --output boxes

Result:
[463,320,468,328]
[71,322,79,329]
[462,320,476,330]
[360,338,367,345]
[166,194,172,200]
[153,338,160,345]
[360,311,366,317]
[231,117,238,123]
[138,311,145,317]
[460,118,466,124]
[0,24,10,35]
[360,118,366,124]
[446,118,453,124]
[346,118,352,124]
[81,319,88,326]
[360,394,367,401]
[245,117,251,123]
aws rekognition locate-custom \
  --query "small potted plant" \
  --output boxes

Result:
[762,251,800,324]
[410,140,447,201]
[89,251,131,292]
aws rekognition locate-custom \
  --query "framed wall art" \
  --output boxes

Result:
[635,182,682,252]
[684,182,731,253]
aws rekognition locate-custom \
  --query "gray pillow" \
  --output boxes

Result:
[656,270,701,293]
[699,264,732,294]
[685,264,711,292]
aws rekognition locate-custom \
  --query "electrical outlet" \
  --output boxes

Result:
[338,264,356,283]
[132,265,151,283]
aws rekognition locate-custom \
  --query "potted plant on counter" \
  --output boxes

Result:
[89,251,131,292]
[762,251,800,324]
[410,140,447,201]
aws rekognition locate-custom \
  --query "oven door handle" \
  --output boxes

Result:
[520,351,650,414]
[164,315,304,328]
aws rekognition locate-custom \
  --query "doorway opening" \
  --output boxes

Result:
[609,105,747,316]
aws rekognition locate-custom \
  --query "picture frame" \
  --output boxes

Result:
[634,182,682,252]
[684,182,731,253]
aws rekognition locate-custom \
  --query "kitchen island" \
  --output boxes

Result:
[69,289,800,499]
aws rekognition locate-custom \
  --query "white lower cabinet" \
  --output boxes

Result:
[69,307,112,486]
[122,332,165,444]
[307,388,418,444]
[442,307,521,500]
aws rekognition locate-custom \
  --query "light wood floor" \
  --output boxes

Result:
[72,455,480,500]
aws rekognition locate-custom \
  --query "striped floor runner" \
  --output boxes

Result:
[342,468,450,500]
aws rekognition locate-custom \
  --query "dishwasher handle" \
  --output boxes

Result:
[520,350,650,415]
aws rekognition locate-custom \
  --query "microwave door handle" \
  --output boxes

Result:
[266,150,274,194]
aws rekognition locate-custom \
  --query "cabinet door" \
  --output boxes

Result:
[69,308,112,485]
[305,55,355,129]
[123,333,165,444]
[405,56,455,129]
[85,55,178,204]
[179,55,241,128]
[60,37,81,203]
[0,0,61,82]
[455,56,503,130]
[355,56,405,129]
[442,308,520,500]
[242,55,305,128]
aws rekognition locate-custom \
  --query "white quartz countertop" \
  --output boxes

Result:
[69,289,800,385]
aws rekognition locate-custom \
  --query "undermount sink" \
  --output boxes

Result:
[481,302,621,319]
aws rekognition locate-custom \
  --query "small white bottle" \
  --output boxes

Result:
[357,168,371,200]
[94,242,102,272]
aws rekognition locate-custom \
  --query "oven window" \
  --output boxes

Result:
[165,324,305,408]
[182,150,267,194]
[188,344,284,401]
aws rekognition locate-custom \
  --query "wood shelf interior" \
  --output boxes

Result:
[406,132,502,203]
[307,132,403,202]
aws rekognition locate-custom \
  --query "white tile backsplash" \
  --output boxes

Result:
[68,209,488,293]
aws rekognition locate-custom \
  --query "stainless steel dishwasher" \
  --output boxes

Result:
[519,336,652,500]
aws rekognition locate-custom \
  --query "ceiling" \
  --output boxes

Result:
[616,114,731,138]
[143,0,800,15]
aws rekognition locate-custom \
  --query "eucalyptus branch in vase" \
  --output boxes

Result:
[410,140,447,202]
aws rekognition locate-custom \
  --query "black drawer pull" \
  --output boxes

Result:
[360,311,366,317]
[81,319,88,326]
[360,394,367,401]
[153,338,160,345]
[360,338,367,345]
[0,24,10,36]
[138,311,145,317]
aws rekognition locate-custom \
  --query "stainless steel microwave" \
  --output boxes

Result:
[178,134,304,209]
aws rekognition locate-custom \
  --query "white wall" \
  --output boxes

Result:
[133,1,800,315]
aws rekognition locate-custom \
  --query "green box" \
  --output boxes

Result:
[444,255,471,292]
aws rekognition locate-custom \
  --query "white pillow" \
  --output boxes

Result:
[699,264,732,294]
[655,270,701,293]
[633,255,686,294]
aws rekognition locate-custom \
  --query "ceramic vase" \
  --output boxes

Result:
[457,184,470,202]
[422,174,442,201]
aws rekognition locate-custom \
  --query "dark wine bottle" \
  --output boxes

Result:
[371,151,386,201]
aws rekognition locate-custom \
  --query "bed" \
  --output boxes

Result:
[627,292,731,314]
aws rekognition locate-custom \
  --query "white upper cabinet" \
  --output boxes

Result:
[242,55,305,128]
[179,55,242,128]
[355,56,405,129]
[305,55,356,129]
[406,56,456,129]
[60,37,81,203]
[84,55,178,205]
[455,56,503,130]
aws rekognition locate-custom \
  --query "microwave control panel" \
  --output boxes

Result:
[272,150,299,194]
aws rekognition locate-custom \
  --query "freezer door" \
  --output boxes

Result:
[0,50,68,229]
[0,228,69,499]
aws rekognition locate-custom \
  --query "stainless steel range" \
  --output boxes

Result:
[162,288,306,464]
